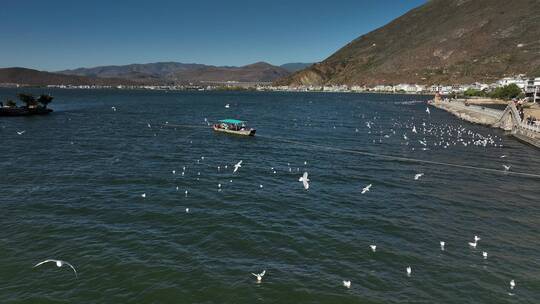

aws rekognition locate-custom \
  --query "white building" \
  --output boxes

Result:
[498,76,527,89]
[525,77,540,103]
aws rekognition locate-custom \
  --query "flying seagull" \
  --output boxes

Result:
[111,106,116,111]
[426,107,431,115]
[414,173,424,180]
[252,270,266,282]
[510,279,515,290]
[233,160,243,173]
[468,241,477,249]
[225,104,230,108]
[147,123,151,128]
[482,251,488,259]
[361,184,372,194]
[343,280,351,288]
[502,165,511,171]
[299,172,310,190]
[406,266,412,277]
[141,193,146,198]
[440,241,445,251]
[370,245,376,252]
[17,130,26,135]
[33,259,77,278]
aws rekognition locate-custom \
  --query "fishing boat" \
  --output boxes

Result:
[213,119,256,136]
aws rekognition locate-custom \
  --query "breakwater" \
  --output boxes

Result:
[431,99,540,148]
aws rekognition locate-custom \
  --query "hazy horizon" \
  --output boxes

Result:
[0,0,425,71]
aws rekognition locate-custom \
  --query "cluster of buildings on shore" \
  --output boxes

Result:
[262,75,540,103]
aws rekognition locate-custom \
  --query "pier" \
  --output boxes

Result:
[431,99,540,148]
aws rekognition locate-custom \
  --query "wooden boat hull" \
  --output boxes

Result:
[0,107,53,116]
[213,126,256,136]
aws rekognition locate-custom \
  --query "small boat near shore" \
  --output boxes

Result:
[213,119,256,136]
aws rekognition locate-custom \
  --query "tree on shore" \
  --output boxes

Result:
[17,93,38,107]
[489,84,523,100]
[37,94,54,108]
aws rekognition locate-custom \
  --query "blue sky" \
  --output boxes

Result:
[0,0,426,71]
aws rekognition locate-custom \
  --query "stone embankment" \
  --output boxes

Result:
[431,99,540,148]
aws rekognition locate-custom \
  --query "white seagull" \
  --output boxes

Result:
[426,107,431,115]
[510,279,515,290]
[474,235,481,242]
[17,130,26,135]
[252,270,266,282]
[482,251,488,259]
[502,165,511,171]
[370,245,376,252]
[299,172,310,190]
[361,184,372,194]
[468,241,477,249]
[343,280,351,288]
[141,193,146,198]
[412,126,417,133]
[33,259,78,278]
[225,104,230,108]
[185,208,190,213]
[233,160,243,173]
[406,266,412,277]
[147,123,151,128]
[414,173,424,180]
[440,241,445,251]
[111,106,116,111]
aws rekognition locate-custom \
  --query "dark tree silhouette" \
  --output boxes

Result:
[37,94,54,108]
[17,93,37,107]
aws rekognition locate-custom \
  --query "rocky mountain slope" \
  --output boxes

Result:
[277,0,540,86]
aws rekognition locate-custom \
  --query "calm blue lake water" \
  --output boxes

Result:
[0,89,539,303]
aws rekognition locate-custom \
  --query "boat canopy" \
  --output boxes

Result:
[218,119,246,125]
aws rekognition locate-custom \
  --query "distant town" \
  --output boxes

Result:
[1,75,539,103]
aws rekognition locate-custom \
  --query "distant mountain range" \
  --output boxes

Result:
[278,0,540,86]
[58,62,312,84]
[0,67,136,86]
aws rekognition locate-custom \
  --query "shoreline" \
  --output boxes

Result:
[431,99,540,148]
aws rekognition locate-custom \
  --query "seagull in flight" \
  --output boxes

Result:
[502,165,511,171]
[147,123,151,128]
[361,184,372,194]
[468,241,477,248]
[440,241,445,251]
[412,126,417,133]
[233,160,243,173]
[252,270,266,282]
[299,172,310,190]
[225,104,230,108]
[343,280,351,288]
[111,106,116,111]
[370,245,376,252]
[17,130,26,135]
[414,173,424,180]
[474,235,481,242]
[141,193,146,198]
[482,251,488,259]
[406,266,412,277]
[33,259,77,278]
[426,107,431,115]
[510,279,515,290]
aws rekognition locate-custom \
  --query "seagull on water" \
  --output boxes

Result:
[299,172,310,190]
[361,184,372,194]
[406,266,412,277]
[414,173,424,180]
[370,245,376,252]
[500,155,507,158]
[482,251,488,259]
[252,270,265,282]
[233,160,242,173]
[343,280,351,288]
[34,259,77,278]
[185,208,189,213]
[468,241,477,248]
[185,190,188,197]
[440,241,445,251]
[225,104,230,108]
[17,130,26,135]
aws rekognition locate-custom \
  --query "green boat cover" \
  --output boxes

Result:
[218,119,246,124]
